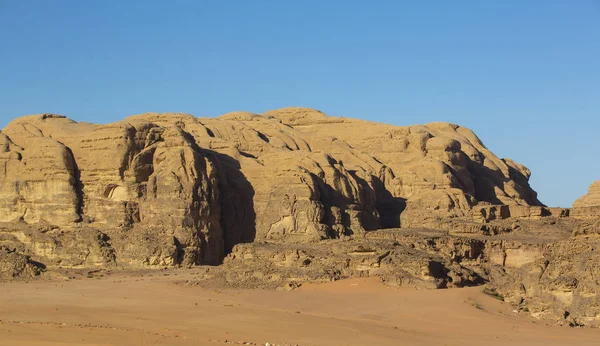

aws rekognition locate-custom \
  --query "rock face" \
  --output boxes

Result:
[0,119,81,225]
[0,108,542,268]
[263,109,542,230]
[1,114,223,266]
[485,219,600,327]
[574,181,600,208]
[571,181,600,220]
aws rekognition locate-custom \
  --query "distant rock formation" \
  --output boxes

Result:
[574,181,600,208]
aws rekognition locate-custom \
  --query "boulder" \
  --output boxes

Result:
[0,246,44,281]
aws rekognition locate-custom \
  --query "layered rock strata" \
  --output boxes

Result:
[0,108,543,267]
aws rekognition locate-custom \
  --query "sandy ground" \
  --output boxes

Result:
[0,270,598,346]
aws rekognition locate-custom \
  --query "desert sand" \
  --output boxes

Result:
[1,271,598,346]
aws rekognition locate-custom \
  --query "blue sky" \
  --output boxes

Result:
[1,0,598,207]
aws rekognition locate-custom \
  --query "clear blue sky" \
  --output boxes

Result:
[1,1,598,207]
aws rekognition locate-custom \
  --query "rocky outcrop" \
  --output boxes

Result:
[0,108,542,269]
[574,181,600,207]
[0,119,81,225]
[571,181,600,220]
[261,108,542,228]
[0,224,115,268]
[189,232,485,291]
[0,246,44,281]
[486,232,600,327]
[210,108,543,234]
[1,114,223,266]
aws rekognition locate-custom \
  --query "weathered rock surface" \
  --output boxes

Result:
[574,181,600,208]
[571,181,600,220]
[485,219,600,327]
[264,109,542,228]
[0,223,115,268]
[0,246,44,280]
[190,232,485,291]
[0,108,543,269]
[1,114,223,266]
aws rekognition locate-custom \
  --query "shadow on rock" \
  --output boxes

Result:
[203,150,257,256]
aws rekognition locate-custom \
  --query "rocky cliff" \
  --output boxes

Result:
[0,108,541,267]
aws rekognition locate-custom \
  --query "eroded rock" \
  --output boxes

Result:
[574,181,600,208]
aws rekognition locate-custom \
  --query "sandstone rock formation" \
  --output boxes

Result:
[3,108,600,327]
[0,108,543,269]
[571,181,600,220]
[484,219,600,327]
[1,114,223,266]
[574,181,600,208]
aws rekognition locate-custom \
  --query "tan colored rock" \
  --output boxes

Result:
[0,246,44,281]
[128,112,383,244]
[571,181,600,220]
[0,108,542,268]
[574,181,600,207]
[0,116,81,225]
[264,108,542,227]
[1,114,223,266]
[0,223,115,268]
[571,206,600,219]
[488,235,600,327]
